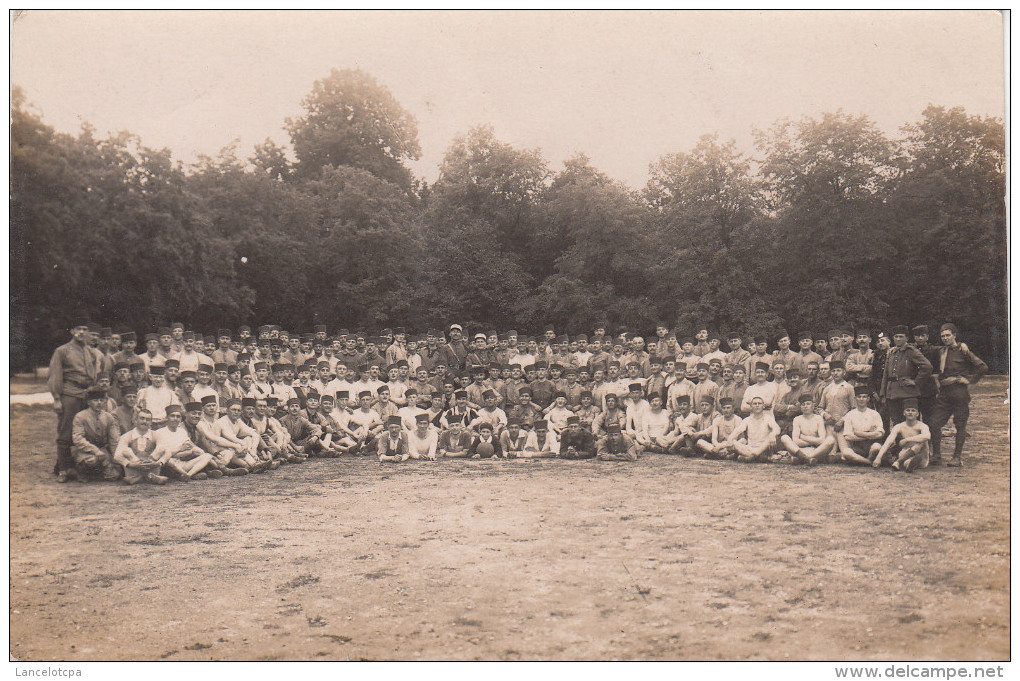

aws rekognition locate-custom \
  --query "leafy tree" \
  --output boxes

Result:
[755,111,899,335]
[432,125,548,260]
[286,68,421,189]
[644,134,775,334]
[887,106,1006,365]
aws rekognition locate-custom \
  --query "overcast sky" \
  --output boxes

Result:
[11,10,1006,189]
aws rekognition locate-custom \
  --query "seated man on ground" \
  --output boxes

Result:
[438,419,474,458]
[407,413,439,461]
[696,397,740,460]
[559,415,596,459]
[873,398,931,472]
[469,422,503,459]
[596,422,641,461]
[153,404,219,479]
[839,385,885,465]
[378,415,411,462]
[499,418,530,458]
[726,396,781,463]
[113,409,170,485]
[519,419,560,458]
[780,394,835,465]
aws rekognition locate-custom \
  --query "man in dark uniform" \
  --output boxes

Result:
[928,323,989,467]
[881,325,933,426]
[48,316,102,481]
[559,415,596,459]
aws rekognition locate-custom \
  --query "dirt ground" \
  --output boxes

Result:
[9,378,1010,661]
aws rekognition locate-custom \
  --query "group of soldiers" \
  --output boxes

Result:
[47,319,988,483]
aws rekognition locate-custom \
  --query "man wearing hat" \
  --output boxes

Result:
[212,330,237,366]
[724,332,751,376]
[113,409,171,485]
[136,365,181,430]
[153,404,219,480]
[772,331,797,377]
[596,422,640,461]
[881,326,933,426]
[406,413,439,460]
[377,415,411,462]
[111,331,138,366]
[280,397,324,456]
[559,415,596,459]
[872,398,931,471]
[845,329,874,387]
[791,331,823,377]
[927,323,989,467]
[48,317,104,480]
[838,385,886,465]
[869,331,892,428]
[70,388,124,482]
[138,332,164,372]
[349,390,385,455]
[911,325,941,423]
[113,386,139,434]
[441,324,469,373]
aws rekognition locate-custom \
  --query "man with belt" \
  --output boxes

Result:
[881,325,933,426]
[48,316,103,482]
[928,323,989,467]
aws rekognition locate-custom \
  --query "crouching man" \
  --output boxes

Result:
[70,388,123,482]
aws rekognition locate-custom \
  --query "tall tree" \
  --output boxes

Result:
[645,134,773,334]
[755,111,898,335]
[432,125,548,261]
[286,68,421,189]
[887,106,1006,365]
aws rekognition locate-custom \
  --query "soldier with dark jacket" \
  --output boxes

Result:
[881,326,934,426]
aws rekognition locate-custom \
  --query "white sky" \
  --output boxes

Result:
[10,10,1006,189]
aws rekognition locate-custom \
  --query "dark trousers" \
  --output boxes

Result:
[55,395,87,474]
[929,384,971,461]
[918,395,938,425]
[886,398,909,426]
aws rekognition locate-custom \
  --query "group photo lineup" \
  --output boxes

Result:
[9,10,1008,669]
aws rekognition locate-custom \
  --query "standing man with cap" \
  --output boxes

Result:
[48,316,102,481]
[928,323,988,467]
[881,325,933,426]
[442,324,469,373]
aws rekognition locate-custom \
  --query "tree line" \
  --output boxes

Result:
[10,68,1007,371]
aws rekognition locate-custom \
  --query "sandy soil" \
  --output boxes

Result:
[9,379,1010,661]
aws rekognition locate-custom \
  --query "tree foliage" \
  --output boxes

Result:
[10,77,1008,371]
[286,68,421,188]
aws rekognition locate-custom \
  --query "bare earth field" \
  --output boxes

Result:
[9,379,1010,661]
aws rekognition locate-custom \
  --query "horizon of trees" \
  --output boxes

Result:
[10,68,1008,371]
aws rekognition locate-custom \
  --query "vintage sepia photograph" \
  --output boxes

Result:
[8,9,1008,669]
